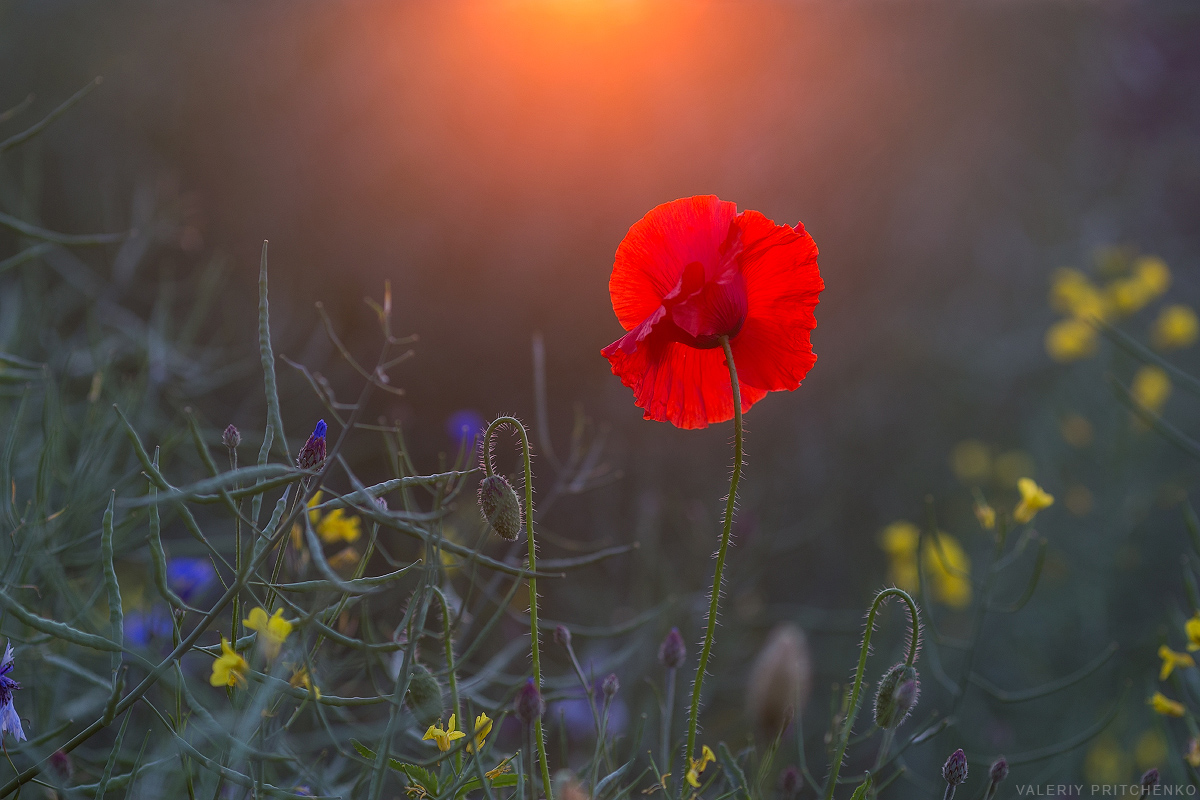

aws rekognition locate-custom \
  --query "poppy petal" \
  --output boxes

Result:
[609,196,739,331]
[603,326,767,429]
[730,212,822,392]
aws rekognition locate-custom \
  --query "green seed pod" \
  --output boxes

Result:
[874,663,919,729]
[405,663,443,727]
[478,474,522,541]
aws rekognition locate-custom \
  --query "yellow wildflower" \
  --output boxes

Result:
[974,502,996,530]
[468,712,492,753]
[1158,645,1195,680]
[485,757,514,780]
[1135,729,1168,770]
[328,546,362,572]
[291,492,324,550]
[423,714,466,752]
[210,637,248,688]
[1045,318,1098,362]
[1186,738,1200,769]
[1107,278,1155,316]
[1149,692,1186,717]
[289,665,321,699]
[879,523,972,610]
[244,607,293,660]
[1186,612,1200,651]
[1013,478,1053,524]
[685,745,715,788]
[1153,305,1199,351]
[1135,256,1171,296]
[1131,365,1171,416]
[317,508,362,544]
[1049,268,1107,320]
[1084,736,1129,785]
[950,440,991,484]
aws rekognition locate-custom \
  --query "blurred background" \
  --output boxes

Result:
[3,0,1200,790]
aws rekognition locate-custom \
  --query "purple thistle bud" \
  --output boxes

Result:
[554,625,572,647]
[943,749,968,787]
[989,758,1008,784]
[515,678,545,725]
[374,496,389,511]
[659,627,686,670]
[778,766,802,797]
[297,420,328,471]
[1141,769,1159,796]
[602,673,620,700]
[222,424,241,449]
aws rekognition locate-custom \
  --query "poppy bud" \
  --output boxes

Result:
[297,420,327,470]
[778,767,802,797]
[658,627,686,670]
[555,625,572,647]
[1141,769,1159,796]
[989,759,1008,784]
[746,623,813,740]
[478,474,522,541]
[602,673,620,700]
[515,678,545,725]
[943,749,968,787]
[222,424,241,449]
[873,663,919,730]
[404,663,443,728]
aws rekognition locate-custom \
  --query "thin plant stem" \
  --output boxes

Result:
[822,588,920,800]
[484,417,553,800]
[661,666,676,786]
[682,335,743,797]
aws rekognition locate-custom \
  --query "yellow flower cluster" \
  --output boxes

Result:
[244,606,293,660]
[422,713,492,754]
[1145,612,1200,725]
[291,492,363,549]
[880,522,971,610]
[1044,252,1187,363]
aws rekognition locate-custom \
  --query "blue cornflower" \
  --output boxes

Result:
[0,642,25,742]
[167,557,217,604]
[445,409,485,450]
[297,420,328,471]
[124,607,173,646]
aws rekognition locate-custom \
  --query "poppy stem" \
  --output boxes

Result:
[682,336,743,796]
[483,417,553,800]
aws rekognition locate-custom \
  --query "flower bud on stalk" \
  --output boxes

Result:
[1141,769,1160,797]
[778,766,802,798]
[554,625,572,647]
[746,623,813,740]
[983,758,1008,800]
[659,627,686,669]
[296,420,327,471]
[478,474,522,541]
[873,663,920,730]
[602,673,620,701]
[942,749,968,800]
[222,424,241,450]
[515,678,545,726]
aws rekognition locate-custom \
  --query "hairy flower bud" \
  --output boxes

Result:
[658,627,686,670]
[602,673,620,700]
[989,758,1008,785]
[943,749,968,787]
[404,664,444,728]
[746,623,813,739]
[478,474,522,541]
[222,424,241,449]
[778,767,802,797]
[296,420,327,471]
[555,625,572,647]
[874,663,920,730]
[1141,769,1160,796]
[515,678,545,725]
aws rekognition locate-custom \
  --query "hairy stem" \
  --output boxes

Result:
[484,417,553,800]
[682,336,743,796]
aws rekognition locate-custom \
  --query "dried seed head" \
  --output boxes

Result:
[658,627,686,670]
[989,758,1008,785]
[602,673,620,700]
[746,623,813,740]
[404,663,443,728]
[873,663,920,730]
[778,767,802,797]
[297,420,328,471]
[943,749,968,787]
[222,424,241,449]
[1141,769,1160,796]
[554,625,572,647]
[515,678,545,725]
[478,474,522,541]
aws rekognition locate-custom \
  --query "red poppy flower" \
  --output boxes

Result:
[601,195,823,429]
